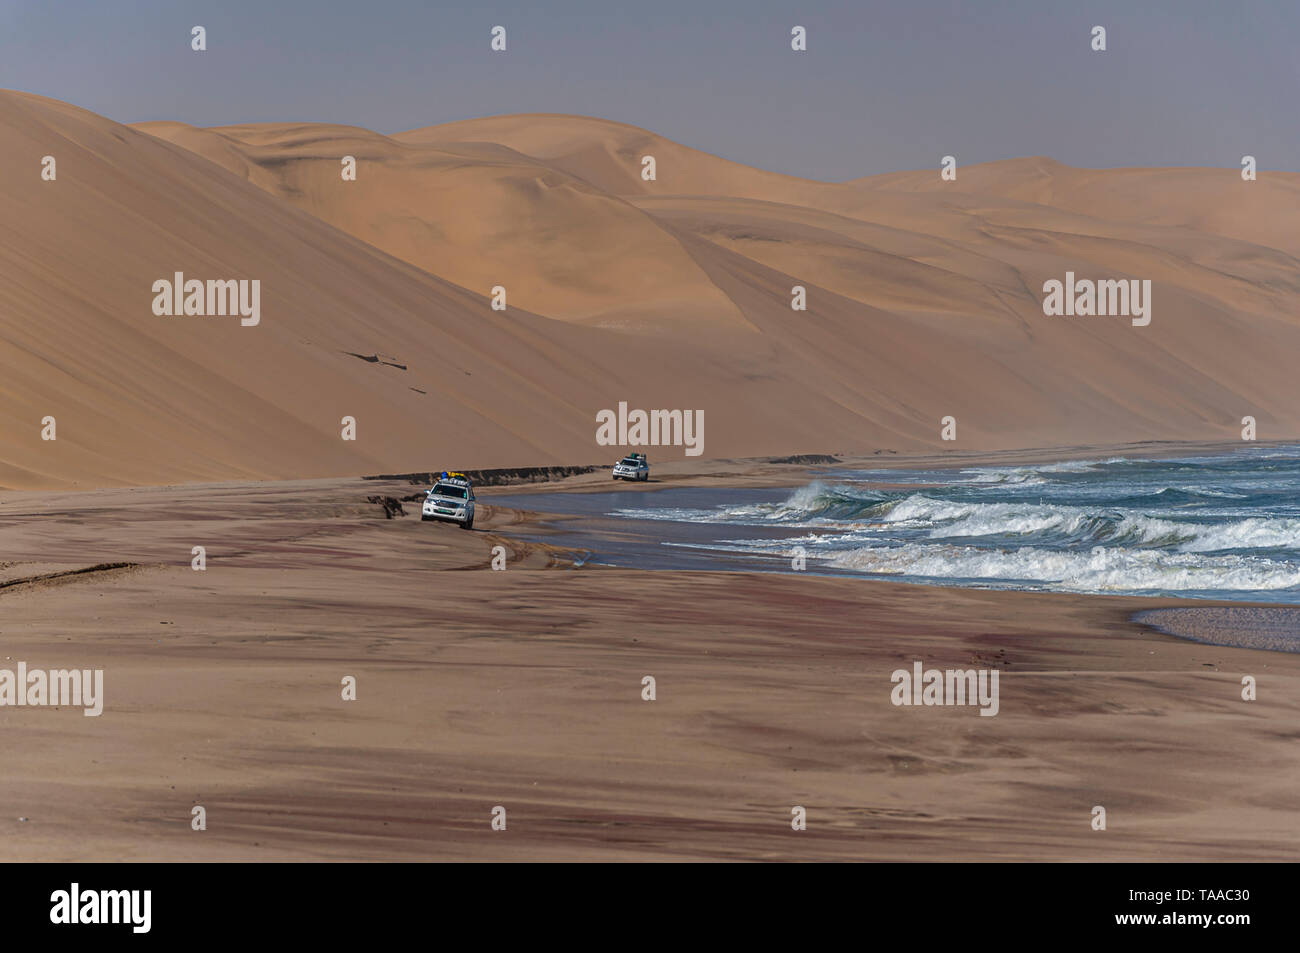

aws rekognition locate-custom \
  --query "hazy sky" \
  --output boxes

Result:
[4,0,1296,180]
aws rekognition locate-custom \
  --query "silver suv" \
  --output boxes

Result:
[612,453,649,481]
[421,473,476,529]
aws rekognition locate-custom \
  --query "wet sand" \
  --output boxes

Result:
[1135,607,1300,654]
[1,471,1297,861]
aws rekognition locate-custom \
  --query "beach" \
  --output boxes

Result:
[2,456,1296,862]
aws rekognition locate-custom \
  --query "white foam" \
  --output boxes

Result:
[872,494,1300,552]
[827,543,1300,592]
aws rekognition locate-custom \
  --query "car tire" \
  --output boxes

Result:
[421,514,432,521]
[461,517,474,530]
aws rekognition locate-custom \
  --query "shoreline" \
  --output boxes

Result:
[392,437,1299,496]
[9,438,1299,657]
[470,446,1300,654]
[4,437,1294,497]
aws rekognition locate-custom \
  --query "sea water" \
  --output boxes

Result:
[488,446,1300,602]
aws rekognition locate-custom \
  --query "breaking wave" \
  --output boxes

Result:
[614,446,1300,600]
[826,543,1300,593]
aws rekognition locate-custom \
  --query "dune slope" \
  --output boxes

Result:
[2,93,1299,489]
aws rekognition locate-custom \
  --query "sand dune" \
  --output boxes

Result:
[0,94,622,488]
[0,93,825,488]
[3,91,1299,489]
[136,117,747,332]
[862,156,1300,257]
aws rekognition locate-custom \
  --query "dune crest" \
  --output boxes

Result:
[2,91,1299,489]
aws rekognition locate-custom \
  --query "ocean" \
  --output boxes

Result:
[488,446,1300,603]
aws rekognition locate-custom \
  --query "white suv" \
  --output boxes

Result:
[612,453,649,481]
[421,473,476,529]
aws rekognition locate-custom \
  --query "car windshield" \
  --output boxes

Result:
[620,458,642,466]
[433,483,468,499]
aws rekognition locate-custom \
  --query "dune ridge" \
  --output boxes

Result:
[2,90,1298,489]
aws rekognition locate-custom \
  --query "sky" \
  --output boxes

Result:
[2,0,1296,181]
